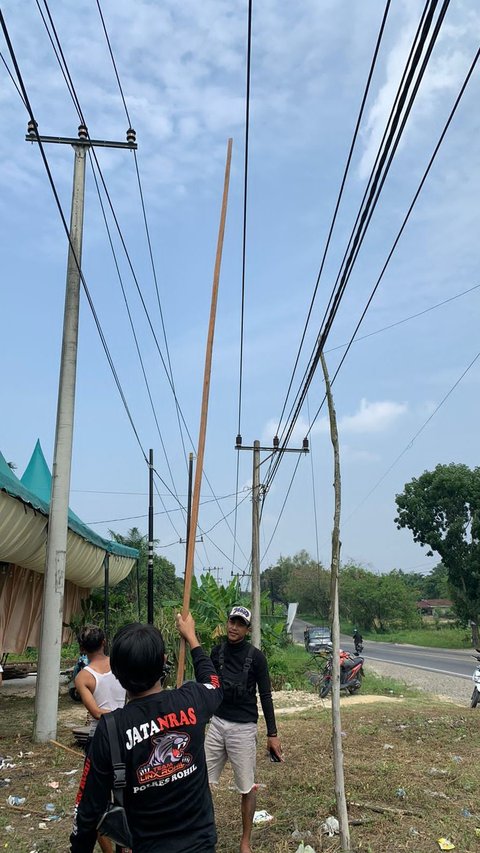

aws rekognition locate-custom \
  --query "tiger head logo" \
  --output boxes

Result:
[150,732,190,766]
[137,732,192,784]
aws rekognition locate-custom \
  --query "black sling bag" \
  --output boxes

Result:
[218,641,255,701]
[96,712,133,850]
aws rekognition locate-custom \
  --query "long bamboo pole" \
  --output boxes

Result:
[176,138,233,687]
[321,352,350,851]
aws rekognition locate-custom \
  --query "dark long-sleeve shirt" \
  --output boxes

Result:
[210,639,277,736]
[70,646,222,853]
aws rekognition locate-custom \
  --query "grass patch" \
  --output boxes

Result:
[361,669,420,698]
[358,626,471,649]
[1,692,478,852]
[7,644,79,664]
[269,642,313,690]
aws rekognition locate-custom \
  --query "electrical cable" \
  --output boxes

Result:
[273,0,393,438]
[271,0,441,465]
[306,396,321,569]
[89,162,180,498]
[1,12,148,462]
[344,347,480,522]
[0,49,27,105]
[260,454,304,566]
[306,43,480,434]
[95,0,189,469]
[232,0,253,578]
[87,490,251,526]
[1,10,191,518]
[324,284,480,354]
[265,0,449,493]
[36,0,248,560]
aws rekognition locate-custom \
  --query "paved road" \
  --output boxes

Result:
[292,617,475,681]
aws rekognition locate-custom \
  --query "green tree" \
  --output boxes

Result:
[260,557,294,605]
[262,551,330,616]
[87,527,181,628]
[395,464,480,644]
[339,564,419,632]
[423,563,449,599]
[391,569,426,597]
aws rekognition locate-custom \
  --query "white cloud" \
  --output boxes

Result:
[262,398,407,445]
[358,2,480,179]
[339,398,407,433]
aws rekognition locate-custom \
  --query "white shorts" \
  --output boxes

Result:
[205,715,257,794]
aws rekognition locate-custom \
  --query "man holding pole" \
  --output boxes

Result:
[205,606,283,853]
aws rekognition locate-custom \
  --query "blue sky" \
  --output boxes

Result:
[1,0,479,585]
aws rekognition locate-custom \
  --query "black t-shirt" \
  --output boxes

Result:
[70,647,222,853]
[210,639,277,736]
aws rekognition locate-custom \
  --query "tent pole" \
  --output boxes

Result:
[103,554,110,648]
[136,559,141,621]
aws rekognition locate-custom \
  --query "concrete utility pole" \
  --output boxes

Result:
[235,436,309,648]
[28,122,137,743]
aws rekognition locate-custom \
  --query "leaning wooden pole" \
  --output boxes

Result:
[176,138,233,687]
[321,352,350,851]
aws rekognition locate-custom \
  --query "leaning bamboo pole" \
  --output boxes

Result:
[176,138,233,687]
[321,351,350,852]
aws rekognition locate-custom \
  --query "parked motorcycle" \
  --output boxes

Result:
[318,648,364,698]
[67,653,88,702]
[471,650,480,708]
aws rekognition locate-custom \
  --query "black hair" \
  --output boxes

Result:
[77,625,105,654]
[110,623,165,695]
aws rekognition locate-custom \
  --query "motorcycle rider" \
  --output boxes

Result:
[352,628,363,655]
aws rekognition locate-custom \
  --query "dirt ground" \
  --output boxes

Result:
[1,684,479,852]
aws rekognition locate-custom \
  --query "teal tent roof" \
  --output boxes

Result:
[0,451,21,484]
[21,440,84,524]
[0,442,138,561]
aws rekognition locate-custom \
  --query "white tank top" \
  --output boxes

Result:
[84,665,125,733]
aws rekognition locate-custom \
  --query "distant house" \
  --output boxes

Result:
[416,599,453,616]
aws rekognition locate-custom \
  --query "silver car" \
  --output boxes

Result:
[304,626,332,654]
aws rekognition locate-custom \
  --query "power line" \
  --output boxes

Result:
[3,8,192,529]
[0,49,27,106]
[89,1,250,557]
[87,490,249,525]
[344,347,480,522]
[88,161,181,501]
[1,11,151,469]
[325,284,480,354]
[232,0,253,576]
[265,0,450,493]
[35,1,248,559]
[306,395,321,570]
[307,42,480,435]
[260,454,304,566]
[273,0,393,438]
[264,0,425,492]
[94,0,189,470]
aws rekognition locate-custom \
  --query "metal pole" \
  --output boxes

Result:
[251,440,261,648]
[136,559,141,621]
[103,553,110,648]
[184,453,194,576]
[34,144,86,742]
[147,448,154,624]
